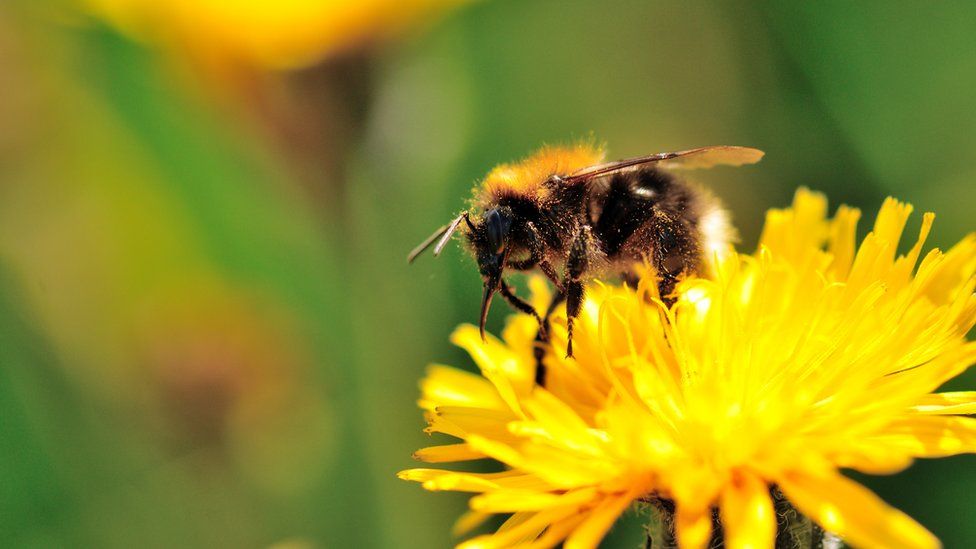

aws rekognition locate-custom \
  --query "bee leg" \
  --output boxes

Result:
[621,271,640,289]
[533,291,566,386]
[507,253,561,292]
[564,226,592,358]
[657,274,679,308]
[498,280,546,337]
[525,221,563,290]
[538,260,562,291]
[654,247,694,309]
[565,280,585,358]
[506,257,538,271]
[649,208,699,308]
[509,256,561,292]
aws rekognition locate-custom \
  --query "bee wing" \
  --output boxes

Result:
[563,146,764,182]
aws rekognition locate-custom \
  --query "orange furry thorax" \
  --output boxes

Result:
[473,143,605,207]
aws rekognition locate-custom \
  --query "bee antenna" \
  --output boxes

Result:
[434,213,471,256]
[407,213,468,263]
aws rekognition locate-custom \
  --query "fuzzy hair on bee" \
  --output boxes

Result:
[409,141,763,379]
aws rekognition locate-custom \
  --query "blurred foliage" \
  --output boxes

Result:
[1,1,974,548]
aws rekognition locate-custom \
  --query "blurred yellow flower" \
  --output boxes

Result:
[83,0,470,70]
[400,189,976,549]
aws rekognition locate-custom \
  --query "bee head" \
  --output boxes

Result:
[469,207,514,340]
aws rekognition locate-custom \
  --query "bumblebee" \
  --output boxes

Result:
[409,142,763,362]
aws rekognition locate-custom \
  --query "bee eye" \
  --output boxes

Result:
[484,209,508,253]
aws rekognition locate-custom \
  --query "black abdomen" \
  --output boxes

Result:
[591,168,705,298]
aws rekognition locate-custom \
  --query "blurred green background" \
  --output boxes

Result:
[2,1,975,547]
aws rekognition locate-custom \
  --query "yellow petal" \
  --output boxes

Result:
[910,392,976,415]
[521,389,602,455]
[398,469,501,492]
[563,485,644,549]
[453,511,492,537]
[465,435,530,471]
[521,514,587,549]
[870,416,976,458]
[427,406,517,439]
[758,187,832,274]
[396,468,440,482]
[898,213,934,273]
[720,473,775,549]
[675,505,712,549]
[458,506,582,549]
[778,470,939,549]
[831,443,916,475]
[872,197,913,262]
[452,325,533,415]
[420,364,507,411]
[827,204,861,280]
[413,443,485,463]
[470,487,597,513]
[920,234,976,305]
[514,444,623,489]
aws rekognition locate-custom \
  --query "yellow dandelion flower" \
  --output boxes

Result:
[83,0,470,70]
[400,188,976,549]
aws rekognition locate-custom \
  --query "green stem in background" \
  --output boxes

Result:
[239,49,375,225]
[645,488,839,549]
